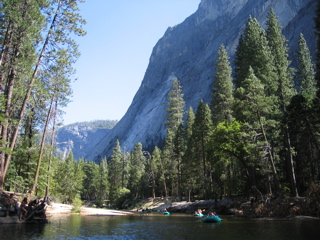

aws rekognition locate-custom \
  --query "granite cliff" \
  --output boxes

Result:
[55,120,117,160]
[86,0,317,162]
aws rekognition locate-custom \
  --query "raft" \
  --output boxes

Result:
[202,216,222,223]
[162,211,170,215]
[193,214,204,217]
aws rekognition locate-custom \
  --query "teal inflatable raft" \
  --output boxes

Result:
[162,212,170,215]
[202,216,222,223]
[193,214,204,217]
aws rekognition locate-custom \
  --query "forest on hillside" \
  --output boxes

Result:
[63,120,119,129]
[0,1,319,211]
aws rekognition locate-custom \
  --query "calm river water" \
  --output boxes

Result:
[1,214,320,240]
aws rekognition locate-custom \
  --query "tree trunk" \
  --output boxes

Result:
[31,93,55,193]
[285,128,298,197]
[46,100,58,198]
[258,112,282,193]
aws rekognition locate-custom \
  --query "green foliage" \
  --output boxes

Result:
[108,140,124,202]
[211,44,234,125]
[71,196,83,213]
[128,143,145,198]
[296,33,316,99]
[113,188,131,209]
[166,77,185,134]
[51,152,84,202]
[64,120,118,129]
[234,16,276,95]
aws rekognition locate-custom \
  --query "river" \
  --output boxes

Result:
[0,214,319,239]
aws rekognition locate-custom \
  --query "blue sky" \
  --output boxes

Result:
[62,0,200,125]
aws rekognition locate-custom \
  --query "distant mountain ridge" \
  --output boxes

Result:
[86,0,316,162]
[55,120,118,160]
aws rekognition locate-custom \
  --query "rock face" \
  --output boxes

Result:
[87,0,316,162]
[56,123,115,160]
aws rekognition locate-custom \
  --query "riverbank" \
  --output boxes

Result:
[46,187,320,219]
[126,193,319,219]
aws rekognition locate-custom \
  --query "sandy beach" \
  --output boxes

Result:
[46,203,133,216]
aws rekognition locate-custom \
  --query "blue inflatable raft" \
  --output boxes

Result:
[162,212,170,215]
[193,214,204,217]
[202,216,222,223]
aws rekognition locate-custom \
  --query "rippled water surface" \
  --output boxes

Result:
[1,214,320,240]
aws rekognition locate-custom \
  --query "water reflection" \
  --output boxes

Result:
[1,214,320,240]
[0,221,46,239]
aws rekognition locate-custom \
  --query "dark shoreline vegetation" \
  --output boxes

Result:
[0,1,320,223]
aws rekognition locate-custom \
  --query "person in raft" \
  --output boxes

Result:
[20,197,28,221]
[207,211,216,217]
[197,209,203,215]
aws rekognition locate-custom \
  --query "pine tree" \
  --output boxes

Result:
[145,150,158,198]
[98,158,109,205]
[266,9,297,196]
[296,33,316,99]
[53,152,84,202]
[211,44,234,125]
[287,34,319,191]
[108,140,123,202]
[185,107,195,141]
[173,123,185,200]
[128,142,145,198]
[191,100,213,198]
[166,77,185,133]
[151,146,165,197]
[182,107,196,202]
[234,67,281,194]
[82,161,100,201]
[163,77,185,198]
[234,16,276,95]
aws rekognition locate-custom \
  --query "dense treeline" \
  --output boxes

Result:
[64,120,119,129]
[1,4,319,209]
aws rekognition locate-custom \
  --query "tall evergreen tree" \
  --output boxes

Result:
[184,107,195,144]
[173,123,185,200]
[53,152,84,202]
[82,161,100,201]
[211,44,234,125]
[181,107,196,202]
[151,146,165,197]
[296,33,316,98]
[166,77,185,133]
[287,34,319,192]
[144,150,158,198]
[191,100,213,198]
[97,158,109,205]
[108,140,123,202]
[163,77,185,198]
[234,67,281,194]
[128,142,145,198]
[234,16,276,96]
[266,9,297,196]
